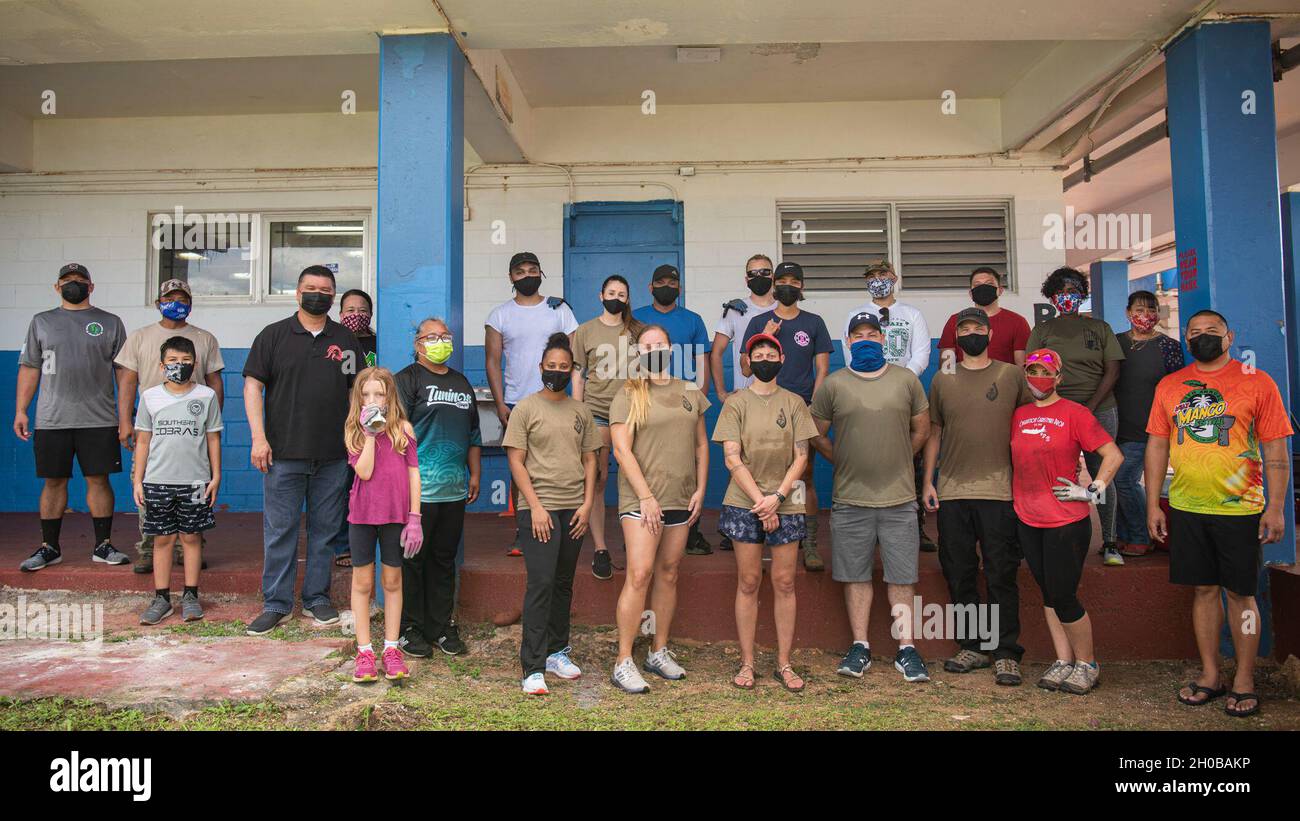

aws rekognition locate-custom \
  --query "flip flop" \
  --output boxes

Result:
[1177,681,1226,706]
[1225,691,1261,718]
[334,553,352,568]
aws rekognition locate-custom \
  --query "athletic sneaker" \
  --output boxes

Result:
[19,544,61,572]
[506,531,522,557]
[894,646,931,683]
[718,534,734,551]
[1101,543,1125,566]
[382,646,410,680]
[684,528,712,556]
[611,657,650,694]
[92,541,130,565]
[1058,660,1100,695]
[1037,660,1074,691]
[522,672,549,695]
[592,549,613,580]
[353,648,378,683]
[180,590,204,622]
[302,603,340,626]
[245,610,290,636]
[398,630,434,658]
[139,595,174,625]
[943,648,991,674]
[837,644,872,678]
[643,647,686,680]
[437,623,467,655]
[919,532,939,553]
[546,647,582,679]
[994,658,1023,687]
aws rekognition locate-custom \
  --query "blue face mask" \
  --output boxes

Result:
[159,300,190,321]
[849,339,886,372]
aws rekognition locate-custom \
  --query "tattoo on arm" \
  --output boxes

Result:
[794,440,808,456]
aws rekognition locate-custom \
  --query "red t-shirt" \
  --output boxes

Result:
[1011,398,1112,528]
[939,308,1031,364]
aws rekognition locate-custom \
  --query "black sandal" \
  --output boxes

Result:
[773,664,805,693]
[732,663,756,690]
[1225,691,1261,718]
[335,553,352,568]
[1177,681,1226,706]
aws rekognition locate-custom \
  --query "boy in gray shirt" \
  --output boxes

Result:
[132,336,223,625]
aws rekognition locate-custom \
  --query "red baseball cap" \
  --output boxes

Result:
[746,333,783,355]
[1024,348,1063,375]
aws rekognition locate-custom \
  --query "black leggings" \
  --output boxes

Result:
[1018,517,1091,624]
[400,499,466,642]
[517,508,584,676]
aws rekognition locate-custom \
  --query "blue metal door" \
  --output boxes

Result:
[563,200,684,321]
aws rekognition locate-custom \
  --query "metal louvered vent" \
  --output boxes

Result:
[779,207,889,292]
[897,204,1010,291]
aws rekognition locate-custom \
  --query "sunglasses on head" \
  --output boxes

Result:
[1024,351,1060,371]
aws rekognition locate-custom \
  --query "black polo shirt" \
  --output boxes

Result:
[243,313,363,461]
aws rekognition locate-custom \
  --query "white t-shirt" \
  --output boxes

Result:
[486,297,579,404]
[713,295,776,391]
[842,300,931,376]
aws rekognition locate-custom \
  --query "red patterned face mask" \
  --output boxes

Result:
[1026,375,1058,396]
[341,313,370,334]
[1130,313,1158,332]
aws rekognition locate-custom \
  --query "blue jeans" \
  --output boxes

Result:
[261,458,349,615]
[1114,440,1150,545]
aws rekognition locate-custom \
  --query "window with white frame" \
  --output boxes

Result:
[779,200,1012,292]
[150,210,369,302]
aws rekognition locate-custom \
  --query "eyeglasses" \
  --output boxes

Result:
[878,307,890,325]
[746,268,773,277]
[419,333,454,344]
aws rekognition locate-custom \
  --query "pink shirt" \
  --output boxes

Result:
[348,431,418,525]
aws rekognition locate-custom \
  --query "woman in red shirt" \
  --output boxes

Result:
[1011,348,1121,695]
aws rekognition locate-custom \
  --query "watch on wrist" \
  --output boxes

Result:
[773,491,787,503]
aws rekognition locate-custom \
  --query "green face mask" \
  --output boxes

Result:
[423,340,453,364]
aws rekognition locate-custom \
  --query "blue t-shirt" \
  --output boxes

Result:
[741,309,833,403]
[631,303,711,382]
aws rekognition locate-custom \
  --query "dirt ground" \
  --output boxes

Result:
[2,589,1298,731]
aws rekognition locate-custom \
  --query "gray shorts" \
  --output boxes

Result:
[830,500,919,584]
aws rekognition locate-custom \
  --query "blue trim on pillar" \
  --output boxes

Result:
[1088,260,1129,325]
[1283,192,1300,457]
[377,33,465,372]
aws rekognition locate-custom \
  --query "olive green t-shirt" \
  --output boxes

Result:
[573,317,637,419]
[609,379,711,514]
[501,393,602,511]
[809,365,928,508]
[712,386,818,514]
[1025,316,1124,410]
[928,360,1033,502]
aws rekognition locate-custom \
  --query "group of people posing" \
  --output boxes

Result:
[14,254,1289,715]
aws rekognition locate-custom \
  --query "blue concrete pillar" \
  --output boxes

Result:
[1283,192,1300,456]
[377,33,465,372]
[1087,260,1129,325]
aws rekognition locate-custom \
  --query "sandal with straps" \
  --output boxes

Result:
[732,663,756,690]
[773,664,805,693]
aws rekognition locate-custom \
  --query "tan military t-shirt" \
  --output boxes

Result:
[810,365,928,508]
[928,360,1033,501]
[501,392,602,511]
[711,386,818,514]
[115,321,225,394]
[1025,315,1124,411]
[573,317,638,419]
[609,378,711,514]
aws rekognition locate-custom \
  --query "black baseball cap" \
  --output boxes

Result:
[954,307,990,328]
[652,264,680,281]
[846,311,882,335]
[58,262,91,281]
[773,261,804,281]
[509,251,541,271]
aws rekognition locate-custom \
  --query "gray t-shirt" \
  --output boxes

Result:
[20,306,126,430]
[135,383,223,485]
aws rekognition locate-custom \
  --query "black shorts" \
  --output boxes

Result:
[33,426,122,478]
[620,508,691,527]
[1168,508,1262,597]
[349,523,404,568]
[141,482,215,536]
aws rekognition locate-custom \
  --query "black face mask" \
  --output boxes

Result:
[652,285,679,307]
[970,284,998,307]
[747,275,773,297]
[513,275,542,297]
[602,298,627,316]
[301,291,333,316]
[60,280,89,305]
[541,368,571,393]
[640,349,671,375]
[164,362,195,385]
[774,284,801,306]
[956,333,990,356]
[1189,333,1225,363]
[750,360,782,383]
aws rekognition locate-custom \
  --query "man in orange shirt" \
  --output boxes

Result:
[1145,309,1292,718]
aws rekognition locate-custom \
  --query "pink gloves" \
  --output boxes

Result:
[401,511,423,558]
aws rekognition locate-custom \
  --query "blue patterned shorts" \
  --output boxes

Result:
[718,504,806,546]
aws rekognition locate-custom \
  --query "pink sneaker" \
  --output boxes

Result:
[353,648,378,683]
[383,645,410,680]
